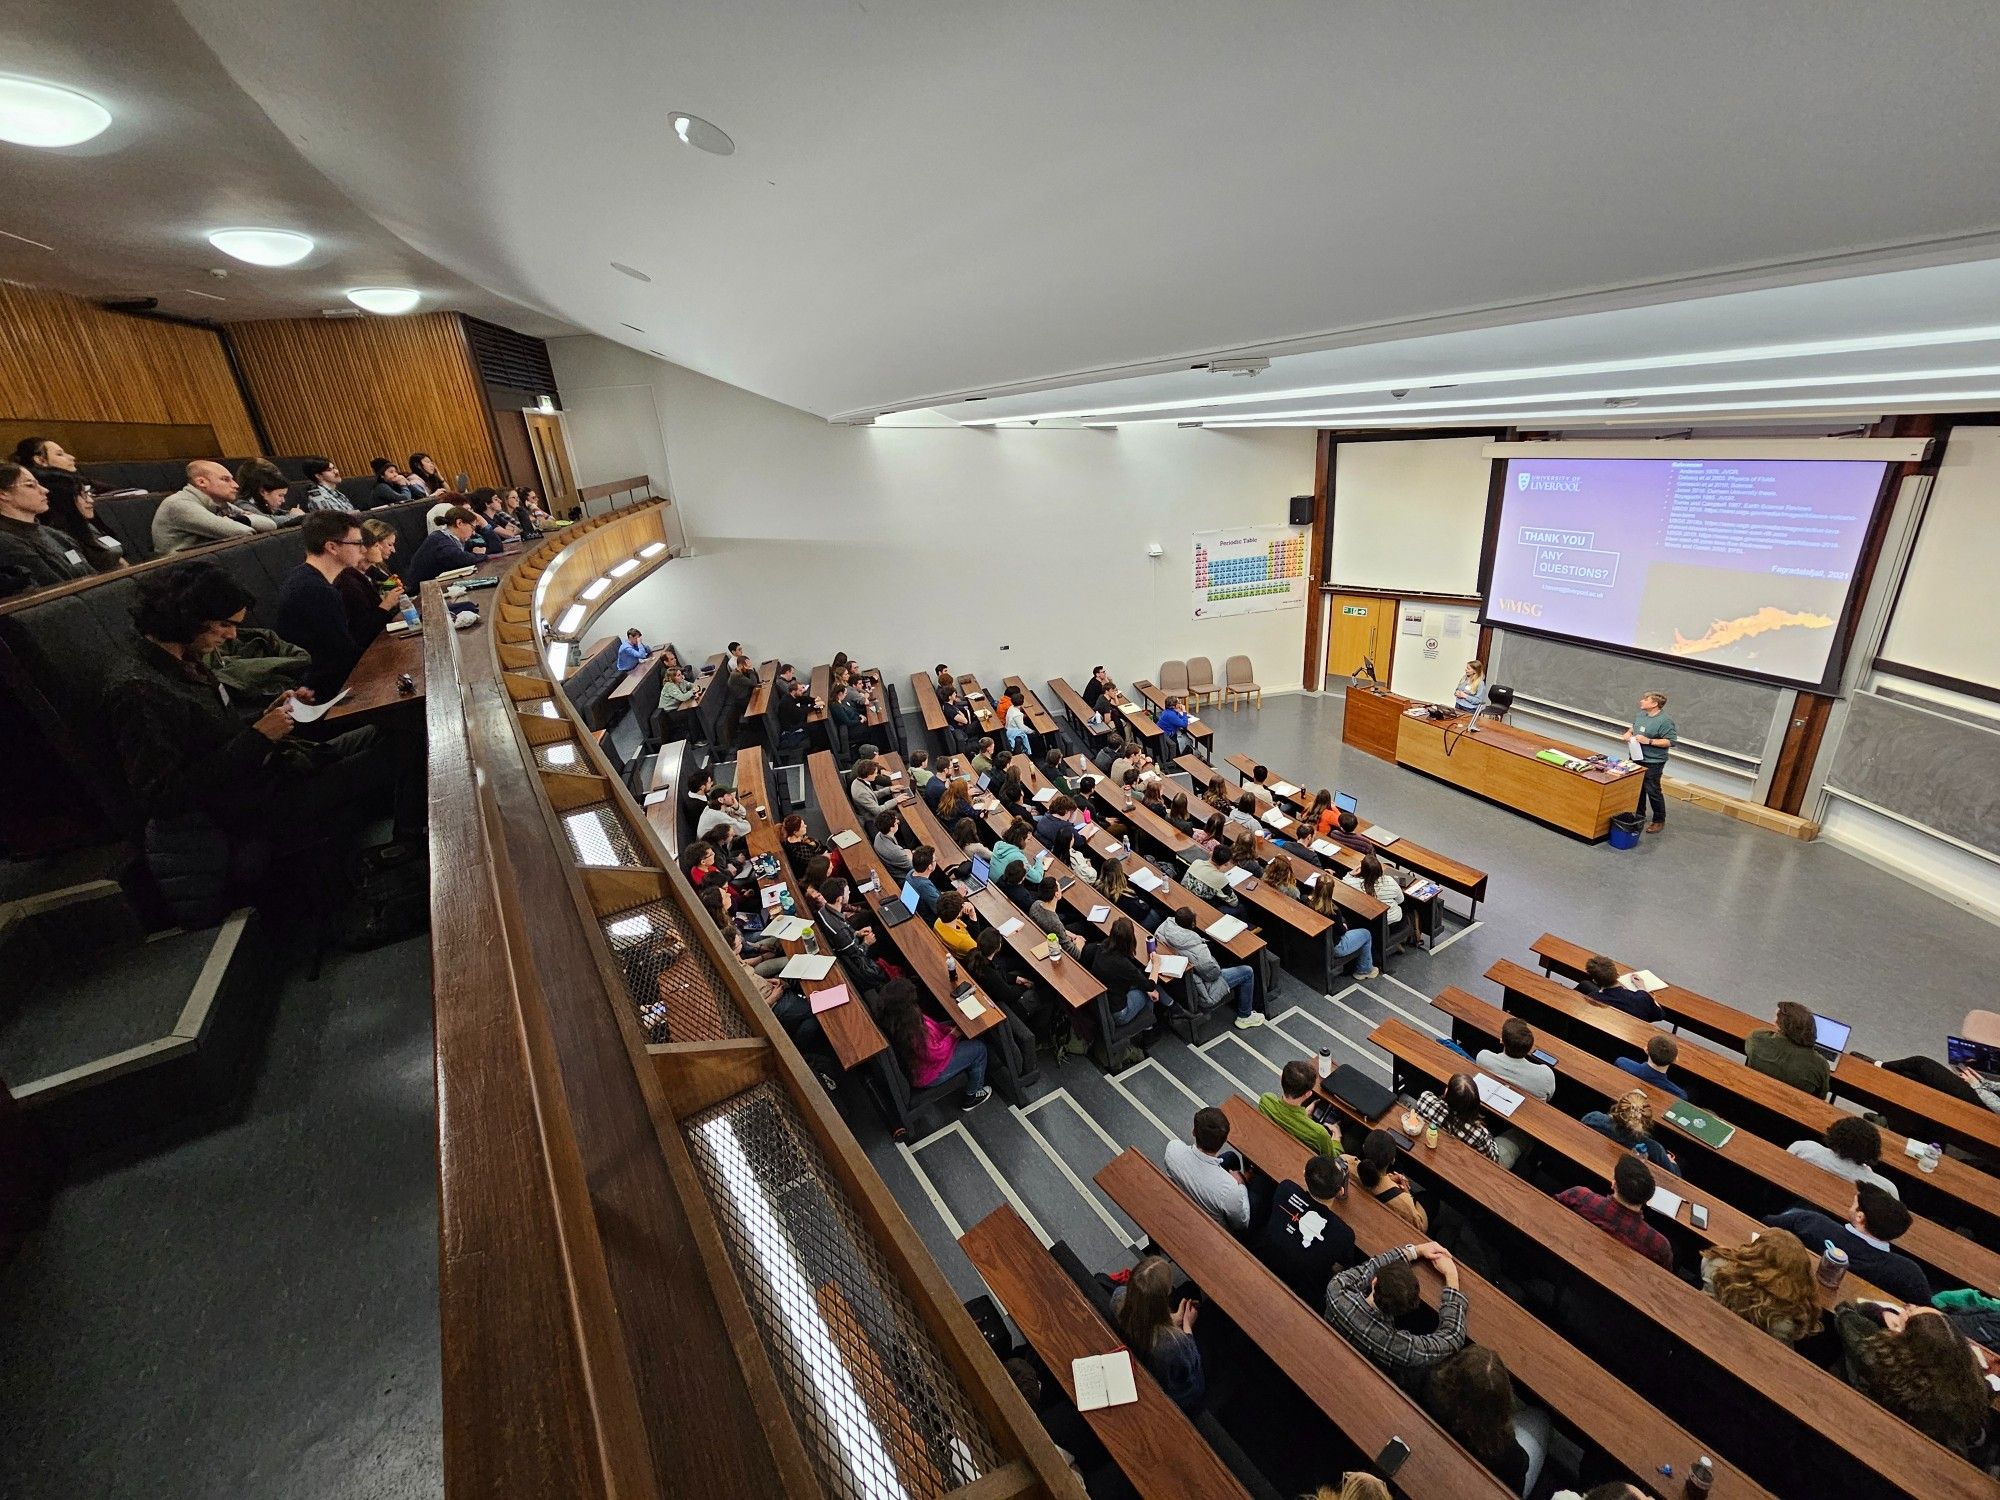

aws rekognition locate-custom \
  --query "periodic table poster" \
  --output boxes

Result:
[1191,527,1310,619]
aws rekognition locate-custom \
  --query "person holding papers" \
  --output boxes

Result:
[1153,906,1259,1028]
[1628,690,1677,833]
[1112,1257,1205,1416]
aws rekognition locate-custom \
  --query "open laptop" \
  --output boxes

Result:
[1811,1012,1852,1063]
[877,881,919,928]
[1947,1036,2000,1079]
[1334,791,1358,816]
[964,855,990,894]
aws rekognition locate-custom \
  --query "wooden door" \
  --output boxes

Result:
[523,411,577,511]
[1326,593,1394,686]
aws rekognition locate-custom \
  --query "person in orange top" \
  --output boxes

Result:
[932,890,981,957]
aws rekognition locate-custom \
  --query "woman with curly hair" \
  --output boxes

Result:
[1835,1301,1990,1455]
[1581,1089,1682,1177]
[1699,1227,1822,1345]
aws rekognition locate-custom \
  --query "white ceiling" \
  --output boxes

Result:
[9,2,2000,426]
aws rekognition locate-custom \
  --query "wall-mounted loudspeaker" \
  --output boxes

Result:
[1288,495,1314,527]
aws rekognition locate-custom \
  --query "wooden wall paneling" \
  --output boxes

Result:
[225,312,504,483]
[494,407,537,490]
[0,283,260,456]
[1299,430,1332,689]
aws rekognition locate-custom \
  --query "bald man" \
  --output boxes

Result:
[151,459,277,554]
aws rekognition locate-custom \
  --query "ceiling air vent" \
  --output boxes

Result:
[319,306,364,319]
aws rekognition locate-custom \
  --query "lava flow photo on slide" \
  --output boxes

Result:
[1635,561,1844,680]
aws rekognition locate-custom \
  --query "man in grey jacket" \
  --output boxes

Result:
[1154,906,1259,1027]
[151,460,277,554]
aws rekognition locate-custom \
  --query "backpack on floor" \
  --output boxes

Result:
[337,838,431,950]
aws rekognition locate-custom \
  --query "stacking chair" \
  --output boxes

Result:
[1222,654,1261,711]
[1184,655,1219,709]
[1159,659,1189,699]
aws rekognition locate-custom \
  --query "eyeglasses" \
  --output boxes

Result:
[333,537,366,549]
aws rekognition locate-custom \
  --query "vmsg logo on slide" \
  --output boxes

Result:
[1494,596,1544,618]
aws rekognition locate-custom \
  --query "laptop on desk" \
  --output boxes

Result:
[1334,792,1358,816]
[964,855,990,895]
[1812,1012,1852,1064]
[1947,1036,2000,1079]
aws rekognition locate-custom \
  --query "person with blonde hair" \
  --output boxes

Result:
[1316,1476,1392,1500]
[1263,852,1299,899]
[1700,1227,1822,1345]
[1307,872,1379,979]
[1581,1089,1682,1177]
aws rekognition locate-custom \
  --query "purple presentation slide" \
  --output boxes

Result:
[1485,457,1888,684]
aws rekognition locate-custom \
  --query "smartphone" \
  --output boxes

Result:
[1531,1048,1557,1067]
[1690,1203,1710,1230]
[1388,1128,1416,1153]
[1375,1437,1411,1478]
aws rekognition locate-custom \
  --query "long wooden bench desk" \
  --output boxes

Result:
[908,670,954,751]
[959,1205,1250,1500]
[1430,987,2000,1296]
[1095,1150,1514,1499]
[1373,1018,1899,1306]
[806,750,1002,1042]
[1221,753,1490,912]
[1044,677,1113,745]
[742,656,779,729]
[1394,710,1644,842]
[328,553,514,723]
[1102,683,1163,742]
[1490,957,2000,1238]
[735,749,887,1071]
[1217,1097,1774,1500]
[1530,933,2000,1163]
[1376,1059,2000,1500]
[1130,679,1214,750]
[1001,675,1062,741]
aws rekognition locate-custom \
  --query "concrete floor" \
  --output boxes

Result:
[3,687,1995,1498]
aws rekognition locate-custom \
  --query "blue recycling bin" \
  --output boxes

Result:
[1608,812,1646,850]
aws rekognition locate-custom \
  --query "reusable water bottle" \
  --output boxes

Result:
[1683,1456,1714,1498]
[1317,1047,1333,1081]
[400,597,420,629]
[1817,1242,1849,1292]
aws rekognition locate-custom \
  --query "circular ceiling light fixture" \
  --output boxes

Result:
[0,77,112,148]
[669,112,734,156]
[207,228,314,266]
[610,261,652,283]
[346,287,421,315]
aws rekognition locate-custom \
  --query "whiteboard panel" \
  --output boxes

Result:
[1390,600,1480,702]
[1330,437,1491,595]
[1826,691,2000,856]
[1880,424,2000,690]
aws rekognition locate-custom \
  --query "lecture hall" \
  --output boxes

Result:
[5,6,2000,1499]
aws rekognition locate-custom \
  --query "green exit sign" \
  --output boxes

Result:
[1341,605,1368,616]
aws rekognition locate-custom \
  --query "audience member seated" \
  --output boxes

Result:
[105,566,406,925]
[407,506,482,588]
[1091,855,1153,930]
[1765,1184,1931,1304]
[1356,1129,1427,1232]
[813,877,886,992]
[1252,1152,1356,1302]
[873,977,991,1111]
[1833,1300,1991,1458]
[950,816,992,867]
[1259,1059,1341,1156]
[1746,1000,1833,1098]
[1581,1090,1683,1178]
[988,818,1046,886]
[1163,1105,1248,1231]
[369,457,419,508]
[1031,794,1079,863]
[1410,1074,1501,1162]
[1305,876,1379,980]
[874,809,914,883]
[1153,905,1258,1028]
[275,511,404,697]
[1182,841,1240,906]
[658,661,696,717]
[1022,876,1084,958]
[1084,917,1157,1035]
[1081,664,1115,710]
[1225,793,1264,839]
[1323,1476,1392,1500]
[21,440,125,574]
[1476,1017,1556,1101]
[1343,852,1404,929]
[237,460,302,526]
[616,627,652,672]
[848,757,897,824]
[696,787,753,851]
[1156,695,1194,756]
[902,846,943,918]
[356,517,402,599]
[302,457,353,512]
[966,928,1048,1039]
[408,453,449,495]
[931,890,979,957]
[774,674,813,759]
[1303,789,1336,837]
[1556,1154,1672,1272]
[1260,852,1299,899]
[699,885,785,979]
[1574,953,1663,1023]
[678,840,729,893]
[153,460,277,553]
[780,813,832,878]
[1699,1226,1822,1346]
[1111,1256,1205,1416]
[1422,1346,1545,1497]
[1324,1240,1467,1390]
[0,462,93,597]
[1789,1116,1900,1198]
[682,764,715,828]
[1614,1034,1687,1098]
[1324,808,1373,856]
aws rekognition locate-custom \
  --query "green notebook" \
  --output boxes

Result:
[1534,748,1571,766]
[1664,1101,1736,1149]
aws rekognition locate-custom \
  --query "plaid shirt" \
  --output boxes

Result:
[1556,1186,1673,1271]
[1412,1091,1500,1163]
[1324,1246,1466,1380]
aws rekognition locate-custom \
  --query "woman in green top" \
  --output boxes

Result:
[1258,1059,1342,1157]
[1744,1000,1832,1098]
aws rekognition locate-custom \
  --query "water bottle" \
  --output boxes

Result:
[400,597,420,629]
[946,953,958,984]
[1683,1456,1714,1498]
[1045,932,1061,963]
[1817,1241,1849,1292]
[1146,935,1157,961]
[1317,1047,1333,1081]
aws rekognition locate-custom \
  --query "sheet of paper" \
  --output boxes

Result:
[957,995,986,1020]
[830,830,862,849]
[1310,838,1339,857]
[286,688,351,723]
[1087,904,1111,923]
[1130,867,1164,892]
[1300,870,1320,887]
[1205,914,1248,943]
[1153,954,1190,979]
[1270,781,1299,798]
[1223,866,1252,888]
[887,768,904,780]
[760,883,786,909]
[1033,786,1057,804]
[763,914,811,941]
[1364,827,1400,847]
[1102,840,1125,856]
[643,789,668,806]
[1648,1186,1684,1218]
[809,983,852,1014]
[1631,969,1666,991]
[1260,806,1291,829]
[1473,1074,1524,1117]
[1625,735,1646,762]
[1072,1350,1138,1412]
[779,954,836,981]
[1119,702,1145,715]
[997,917,1024,937]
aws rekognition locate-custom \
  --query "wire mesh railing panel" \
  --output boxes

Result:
[601,898,750,1043]
[687,1085,1004,1500]
[558,805,644,867]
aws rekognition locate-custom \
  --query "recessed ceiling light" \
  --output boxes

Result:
[346,286,420,315]
[0,77,111,148]
[669,112,734,155]
[611,261,651,283]
[208,228,314,266]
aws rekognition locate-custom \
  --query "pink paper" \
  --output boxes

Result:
[810,983,853,1015]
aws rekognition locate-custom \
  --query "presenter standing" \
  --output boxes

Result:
[1630,691,1677,833]
[1453,660,1488,716]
